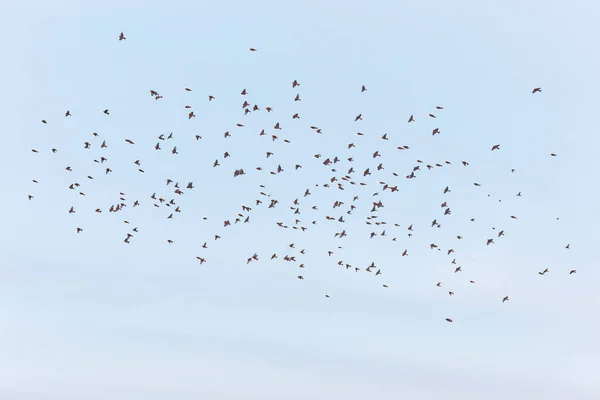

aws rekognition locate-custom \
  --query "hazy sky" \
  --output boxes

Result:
[2,0,600,399]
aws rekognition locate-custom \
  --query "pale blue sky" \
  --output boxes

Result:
[2,0,600,399]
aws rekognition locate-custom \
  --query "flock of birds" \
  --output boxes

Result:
[26,32,575,323]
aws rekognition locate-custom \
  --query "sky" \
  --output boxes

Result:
[1,0,600,399]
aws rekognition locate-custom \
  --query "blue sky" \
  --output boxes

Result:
[2,0,600,399]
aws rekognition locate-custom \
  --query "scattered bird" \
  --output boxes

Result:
[25,38,579,324]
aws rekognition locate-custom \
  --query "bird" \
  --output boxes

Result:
[532,87,542,94]
[119,32,126,41]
